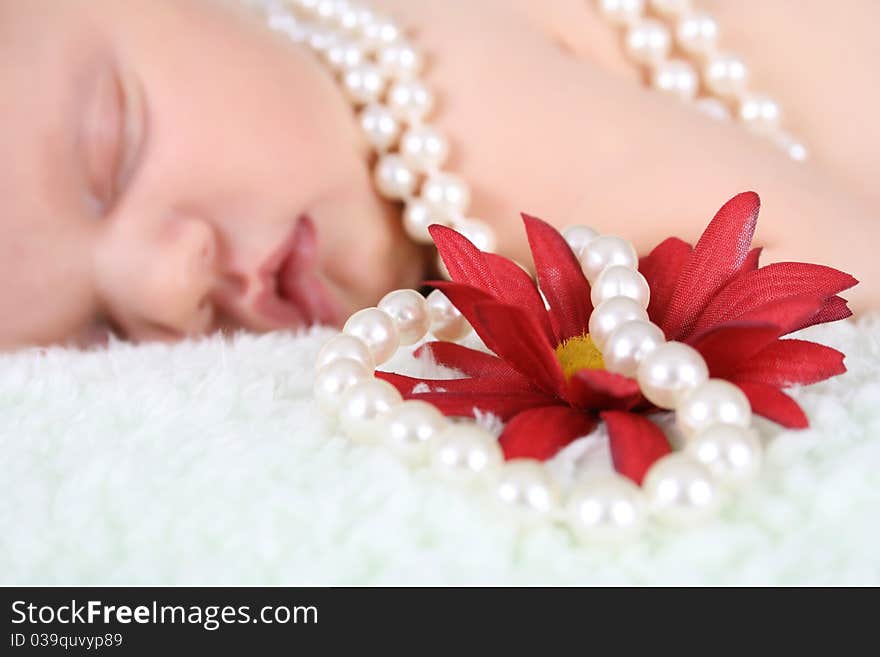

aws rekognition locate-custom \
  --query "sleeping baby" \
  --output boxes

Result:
[0,0,876,349]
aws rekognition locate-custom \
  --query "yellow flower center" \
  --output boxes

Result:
[554,334,605,379]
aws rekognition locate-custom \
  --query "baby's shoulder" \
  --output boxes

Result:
[372,0,588,53]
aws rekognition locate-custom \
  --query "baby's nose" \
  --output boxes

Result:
[147,217,219,336]
[96,214,221,341]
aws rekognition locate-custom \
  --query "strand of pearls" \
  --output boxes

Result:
[315,224,764,544]
[595,0,808,161]
[246,0,498,276]
[253,0,767,542]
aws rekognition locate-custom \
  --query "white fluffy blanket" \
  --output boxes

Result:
[2,315,879,585]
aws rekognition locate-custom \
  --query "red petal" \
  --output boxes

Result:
[732,294,833,336]
[662,192,761,340]
[639,237,692,332]
[427,279,558,361]
[601,411,672,485]
[738,246,763,274]
[499,406,597,461]
[376,370,535,395]
[483,252,555,343]
[415,341,532,383]
[429,224,499,294]
[694,262,858,333]
[472,300,568,396]
[566,368,642,410]
[425,281,576,392]
[521,213,593,342]
[376,371,557,419]
[425,280,502,352]
[790,295,853,332]
[428,224,557,345]
[732,339,846,387]
[689,322,783,378]
[428,223,558,344]
[734,381,809,428]
[402,391,558,421]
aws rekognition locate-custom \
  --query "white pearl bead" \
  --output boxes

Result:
[421,172,471,216]
[651,58,699,102]
[451,218,497,252]
[597,0,645,26]
[374,153,418,200]
[342,62,386,105]
[403,198,447,243]
[358,103,400,151]
[377,41,423,78]
[325,39,365,72]
[314,0,345,22]
[603,319,666,378]
[648,0,691,16]
[643,453,718,526]
[338,378,402,444]
[738,94,782,134]
[625,19,671,67]
[313,358,370,411]
[399,125,449,172]
[426,289,472,341]
[703,53,749,98]
[694,97,731,120]
[566,474,647,544]
[336,4,362,31]
[637,341,708,410]
[360,17,401,51]
[495,459,560,518]
[676,379,752,437]
[267,12,310,42]
[386,79,435,122]
[588,296,649,352]
[430,425,503,480]
[590,265,651,308]
[579,235,639,284]
[685,424,762,488]
[675,11,719,56]
[307,28,339,53]
[294,0,320,12]
[316,333,375,371]
[378,289,431,345]
[343,307,400,365]
[562,224,599,258]
[384,399,448,464]
[352,7,377,31]
[774,131,808,162]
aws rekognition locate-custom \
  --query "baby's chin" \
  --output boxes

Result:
[329,274,414,329]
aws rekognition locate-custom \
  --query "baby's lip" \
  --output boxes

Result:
[253,214,341,328]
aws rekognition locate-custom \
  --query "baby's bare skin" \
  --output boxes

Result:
[374,0,878,310]
[0,0,876,350]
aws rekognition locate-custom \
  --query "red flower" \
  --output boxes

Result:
[376,192,858,484]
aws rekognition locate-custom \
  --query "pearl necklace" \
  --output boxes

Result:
[246,0,499,278]
[248,0,807,275]
[315,225,762,543]
[596,0,808,161]
[249,0,764,541]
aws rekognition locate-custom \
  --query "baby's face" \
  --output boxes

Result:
[0,0,424,349]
